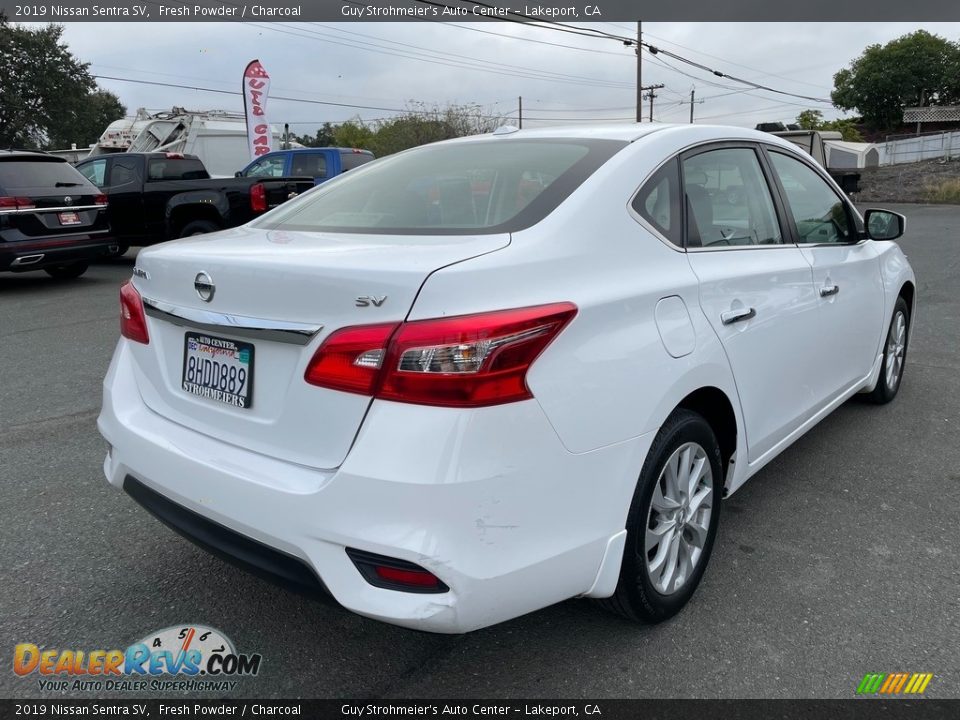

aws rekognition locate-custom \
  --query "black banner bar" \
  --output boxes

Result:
[1,0,959,22]
[2,700,960,720]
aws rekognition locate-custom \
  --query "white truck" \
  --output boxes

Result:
[53,107,295,178]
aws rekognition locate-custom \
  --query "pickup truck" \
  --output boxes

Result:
[75,152,314,252]
[237,147,375,186]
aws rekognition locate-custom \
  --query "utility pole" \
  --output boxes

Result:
[678,88,703,123]
[635,21,642,123]
[518,96,522,129]
[642,84,665,122]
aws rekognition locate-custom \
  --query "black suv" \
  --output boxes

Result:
[0,151,114,279]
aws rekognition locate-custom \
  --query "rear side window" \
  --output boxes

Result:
[146,158,209,182]
[632,159,682,247]
[0,159,92,194]
[291,153,327,178]
[340,150,374,171]
[254,139,626,236]
[682,147,782,248]
[77,159,107,188]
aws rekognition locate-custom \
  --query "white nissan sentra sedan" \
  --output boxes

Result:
[99,124,915,632]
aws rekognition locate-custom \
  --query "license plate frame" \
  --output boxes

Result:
[58,211,81,225]
[181,332,255,409]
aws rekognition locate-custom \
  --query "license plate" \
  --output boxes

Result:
[182,332,254,409]
[58,211,80,225]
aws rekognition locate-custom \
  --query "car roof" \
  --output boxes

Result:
[448,123,787,145]
[0,149,66,162]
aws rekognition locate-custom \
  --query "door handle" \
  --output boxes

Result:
[819,284,840,297]
[720,307,756,325]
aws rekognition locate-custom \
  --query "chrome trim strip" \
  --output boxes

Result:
[0,204,103,215]
[142,297,322,346]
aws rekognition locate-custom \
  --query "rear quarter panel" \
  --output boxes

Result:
[409,133,744,469]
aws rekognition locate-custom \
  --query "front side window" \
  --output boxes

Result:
[244,155,287,178]
[78,159,107,188]
[682,147,782,248]
[768,151,853,244]
[253,138,626,236]
[632,159,682,247]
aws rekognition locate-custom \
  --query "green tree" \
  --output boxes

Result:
[0,20,125,149]
[294,122,337,147]
[796,109,824,130]
[832,30,960,130]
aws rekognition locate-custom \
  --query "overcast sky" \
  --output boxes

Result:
[50,21,960,134]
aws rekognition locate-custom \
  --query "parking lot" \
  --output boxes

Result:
[1,203,958,699]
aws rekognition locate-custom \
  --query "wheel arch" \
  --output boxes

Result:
[675,386,738,483]
[898,279,915,317]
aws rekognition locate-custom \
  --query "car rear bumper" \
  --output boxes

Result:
[98,339,651,633]
[0,235,116,271]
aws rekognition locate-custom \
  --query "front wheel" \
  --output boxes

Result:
[44,261,89,280]
[599,409,723,623]
[866,296,909,404]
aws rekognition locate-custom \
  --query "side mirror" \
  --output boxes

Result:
[864,209,905,241]
[235,171,243,178]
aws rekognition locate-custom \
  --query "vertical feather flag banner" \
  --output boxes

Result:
[242,59,272,161]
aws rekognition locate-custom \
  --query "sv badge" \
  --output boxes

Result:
[355,295,387,308]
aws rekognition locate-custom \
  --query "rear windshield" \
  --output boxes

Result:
[0,158,93,194]
[253,138,626,235]
[146,158,209,181]
[339,150,374,171]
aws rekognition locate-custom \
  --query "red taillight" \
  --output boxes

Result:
[164,152,184,159]
[304,303,577,407]
[250,182,267,213]
[94,194,108,206]
[304,322,398,395]
[0,196,36,210]
[120,280,149,344]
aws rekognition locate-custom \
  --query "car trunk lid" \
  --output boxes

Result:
[127,225,509,470]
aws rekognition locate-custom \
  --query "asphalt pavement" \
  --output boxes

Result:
[1,204,958,699]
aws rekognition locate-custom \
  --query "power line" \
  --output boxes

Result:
[242,21,633,90]
[414,3,835,105]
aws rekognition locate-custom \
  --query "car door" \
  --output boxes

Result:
[764,148,885,400]
[682,143,823,463]
[101,155,148,241]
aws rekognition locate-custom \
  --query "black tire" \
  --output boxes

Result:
[866,296,910,405]
[106,244,129,258]
[599,409,723,623]
[179,220,220,237]
[44,261,88,280]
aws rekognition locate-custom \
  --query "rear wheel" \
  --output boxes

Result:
[866,296,909,404]
[600,409,723,623]
[179,220,220,237]
[44,261,88,280]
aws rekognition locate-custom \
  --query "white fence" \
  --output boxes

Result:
[881,130,960,165]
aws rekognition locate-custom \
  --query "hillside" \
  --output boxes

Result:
[854,158,960,204]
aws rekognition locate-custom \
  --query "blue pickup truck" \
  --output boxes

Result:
[237,147,375,185]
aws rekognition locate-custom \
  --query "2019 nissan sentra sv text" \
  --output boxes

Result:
[98,124,915,632]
